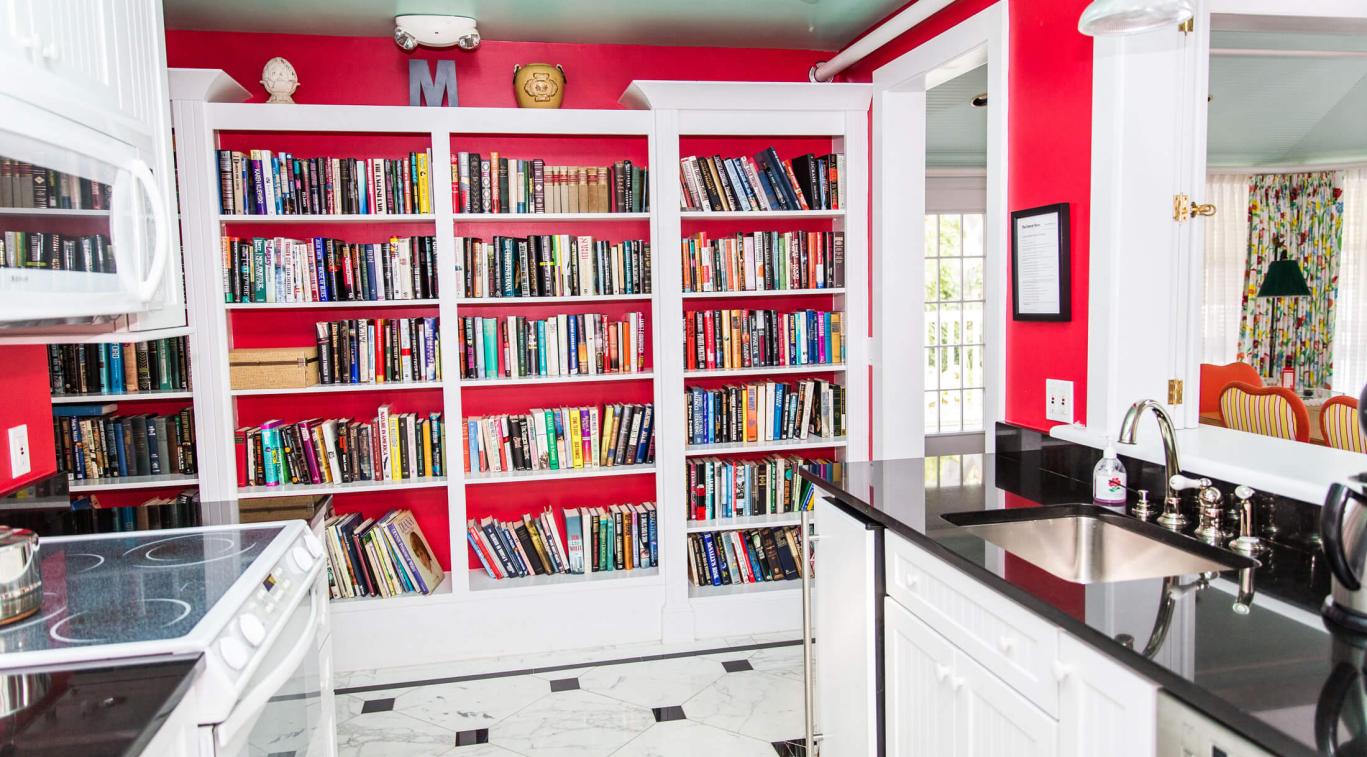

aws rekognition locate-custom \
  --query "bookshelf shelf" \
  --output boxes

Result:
[0,207,111,218]
[683,436,847,457]
[680,210,845,220]
[329,573,454,614]
[236,476,448,500]
[218,213,437,224]
[681,288,845,300]
[454,294,651,306]
[453,212,651,222]
[1,325,194,346]
[685,512,803,533]
[225,299,440,310]
[468,566,661,593]
[464,464,655,486]
[687,579,800,600]
[69,473,200,492]
[51,390,194,404]
[460,372,652,388]
[230,380,443,397]
[683,364,847,379]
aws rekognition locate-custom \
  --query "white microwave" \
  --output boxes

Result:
[0,92,171,326]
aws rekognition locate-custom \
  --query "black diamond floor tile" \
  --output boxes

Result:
[722,659,754,673]
[549,677,581,692]
[454,728,490,747]
[360,697,395,714]
[651,705,687,722]
[772,738,807,756]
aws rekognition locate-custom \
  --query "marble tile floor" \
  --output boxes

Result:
[333,634,809,757]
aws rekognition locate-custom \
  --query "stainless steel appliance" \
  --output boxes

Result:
[0,526,40,626]
[1321,385,1367,634]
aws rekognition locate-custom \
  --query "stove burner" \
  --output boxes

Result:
[49,598,192,644]
[122,534,258,568]
[66,553,105,574]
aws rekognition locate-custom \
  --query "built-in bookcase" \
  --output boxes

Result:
[172,80,868,669]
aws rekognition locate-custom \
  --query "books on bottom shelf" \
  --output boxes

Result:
[64,488,201,533]
[462,403,654,475]
[467,502,657,583]
[687,525,804,590]
[236,408,445,488]
[325,509,445,600]
[688,457,842,521]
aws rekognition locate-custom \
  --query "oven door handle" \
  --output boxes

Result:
[216,579,323,751]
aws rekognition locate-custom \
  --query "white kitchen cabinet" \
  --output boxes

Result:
[1057,633,1157,757]
[886,597,957,757]
[956,648,1058,757]
[812,497,878,756]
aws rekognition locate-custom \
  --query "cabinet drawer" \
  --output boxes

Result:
[885,532,1060,716]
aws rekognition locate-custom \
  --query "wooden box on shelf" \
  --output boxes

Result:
[229,347,320,389]
[237,494,332,525]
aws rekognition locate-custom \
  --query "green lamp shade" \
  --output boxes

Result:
[1256,258,1311,298]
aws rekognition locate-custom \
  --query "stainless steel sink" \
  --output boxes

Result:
[940,505,1259,584]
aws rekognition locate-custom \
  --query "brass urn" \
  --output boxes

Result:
[513,64,565,108]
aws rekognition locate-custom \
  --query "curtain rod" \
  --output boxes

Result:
[811,0,956,82]
[1212,47,1367,59]
[1208,160,1367,175]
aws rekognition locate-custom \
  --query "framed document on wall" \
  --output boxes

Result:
[1010,203,1071,321]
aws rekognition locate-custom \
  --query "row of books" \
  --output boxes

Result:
[456,312,647,380]
[0,160,111,210]
[221,235,438,304]
[325,509,445,599]
[679,150,843,213]
[688,456,837,520]
[682,231,845,293]
[453,154,649,214]
[462,403,655,474]
[235,409,445,488]
[686,379,846,446]
[69,490,201,532]
[467,503,658,580]
[53,406,198,480]
[47,336,192,397]
[314,317,440,385]
[216,150,434,216]
[457,236,651,299]
[684,309,844,372]
[687,526,805,587]
[1,232,114,272]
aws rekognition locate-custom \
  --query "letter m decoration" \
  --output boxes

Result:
[410,60,458,107]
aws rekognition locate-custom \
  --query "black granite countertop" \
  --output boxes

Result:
[803,453,1346,757]
[0,654,201,756]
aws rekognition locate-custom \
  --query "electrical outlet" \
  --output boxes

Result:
[1046,379,1074,424]
[8,425,30,478]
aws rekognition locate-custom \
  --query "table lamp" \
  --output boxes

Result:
[1255,255,1311,383]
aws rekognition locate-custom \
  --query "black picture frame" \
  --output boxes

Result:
[1010,203,1071,321]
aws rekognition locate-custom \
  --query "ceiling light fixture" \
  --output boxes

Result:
[1078,0,1193,36]
[394,14,480,51]
[971,92,988,108]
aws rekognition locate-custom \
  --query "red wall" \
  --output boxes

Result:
[840,0,1094,432]
[0,346,56,495]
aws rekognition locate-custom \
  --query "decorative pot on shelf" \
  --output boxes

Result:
[513,64,565,109]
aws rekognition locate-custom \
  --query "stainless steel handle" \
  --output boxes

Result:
[801,508,816,756]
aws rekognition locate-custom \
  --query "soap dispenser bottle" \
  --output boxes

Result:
[1093,444,1128,507]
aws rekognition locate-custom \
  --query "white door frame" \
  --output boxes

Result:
[871,2,1009,458]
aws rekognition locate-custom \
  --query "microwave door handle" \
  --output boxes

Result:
[216,579,323,751]
[126,158,170,303]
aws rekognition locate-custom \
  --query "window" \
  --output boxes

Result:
[924,212,986,435]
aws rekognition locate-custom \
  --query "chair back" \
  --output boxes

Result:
[1218,381,1310,443]
[1200,362,1263,414]
[1321,396,1366,453]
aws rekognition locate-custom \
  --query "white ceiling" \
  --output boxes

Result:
[926,64,988,168]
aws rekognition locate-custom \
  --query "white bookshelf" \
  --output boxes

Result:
[685,512,802,532]
[69,473,199,492]
[681,288,845,300]
[680,209,845,220]
[0,207,111,218]
[688,579,800,600]
[229,380,443,397]
[51,390,194,404]
[236,476,448,500]
[683,436,848,456]
[171,78,869,672]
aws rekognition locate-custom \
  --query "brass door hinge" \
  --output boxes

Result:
[1168,379,1184,405]
[1179,17,1194,34]
[1173,194,1217,222]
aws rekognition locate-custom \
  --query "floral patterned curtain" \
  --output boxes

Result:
[1237,172,1343,389]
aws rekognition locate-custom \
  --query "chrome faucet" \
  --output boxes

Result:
[1117,399,1187,528]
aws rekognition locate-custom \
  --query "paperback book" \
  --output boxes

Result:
[683,308,844,371]
[53,406,198,480]
[314,317,440,385]
[456,312,646,380]
[235,408,445,488]
[681,230,844,293]
[48,336,192,396]
[678,149,843,212]
[688,456,841,520]
[0,232,114,272]
[221,235,437,304]
[465,502,658,580]
[687,526,806,587]
[462,403,655,475]
[0,159,111,210]
[325,509,445,599]
[216,149,434,216]
[457,235,650,299]
[452,153,648,214]
[686,379,845,446]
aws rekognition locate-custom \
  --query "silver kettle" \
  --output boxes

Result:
[1322,384,1367,634]
[0,525,40,626]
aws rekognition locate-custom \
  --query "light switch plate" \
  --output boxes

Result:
[8,424,30,478]
[1046,379,1074,424]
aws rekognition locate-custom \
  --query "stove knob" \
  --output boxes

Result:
[218,637,250,671]
[303,534,324,558]
[238,614,266,646]
[292,546,313,572]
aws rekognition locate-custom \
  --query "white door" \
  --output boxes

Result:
[813,497,877,755]
[885,598,957,756]
[955,648,1059,757]
[1057,633,1157,757]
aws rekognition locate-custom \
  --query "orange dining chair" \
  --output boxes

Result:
[1320,396,1366,453]
[1199,362,1263,415]
[1218,381,1310,443]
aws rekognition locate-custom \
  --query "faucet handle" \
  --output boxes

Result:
[1235,485,1255,502]
[1170,474,1208,492]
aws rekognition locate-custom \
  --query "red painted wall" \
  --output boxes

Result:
[0,346,56,495]
[840,0,1094,432]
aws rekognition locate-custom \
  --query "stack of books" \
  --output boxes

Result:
[687,457,841,520]
[681,231,845,292]
[466,502,658,580]
[453,153,648,214]
[53,405,197,480]
[0,159,111,209]
[216,149,434,216]
[687,526,805,587]
[456,312,646,380]
[221,235,437,304]
[684,309,844,371]
[325,509,445,599]
[235,408,445,488]
[457,235,650,299]
[314,317,440,385]
[686,379,845,446]
[462,403,655,474]
[679,149,843,212]
[48,336,192,396]
[1,232,114,272]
